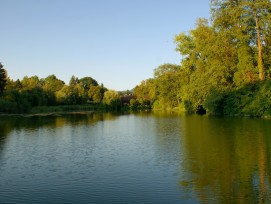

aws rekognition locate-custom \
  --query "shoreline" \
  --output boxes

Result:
[1,110,271,119]
[0,111,95,117]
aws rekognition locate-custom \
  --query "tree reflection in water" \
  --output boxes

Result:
[180,115,271,203]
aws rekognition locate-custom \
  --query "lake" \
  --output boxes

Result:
[0,112,270,203]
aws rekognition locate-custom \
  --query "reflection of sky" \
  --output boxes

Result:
[0,113,188,203]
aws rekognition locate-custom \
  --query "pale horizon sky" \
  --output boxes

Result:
[1,0,210,91]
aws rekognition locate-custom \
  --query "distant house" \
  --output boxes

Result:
[120,94,135,105]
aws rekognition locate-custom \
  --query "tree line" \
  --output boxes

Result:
[134,0,271,117]
[0,63,124,113]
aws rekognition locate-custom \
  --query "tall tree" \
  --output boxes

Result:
[211,0,271,81]
[175,18,236,111]
[243,0,271,80]
[0,63,7,96]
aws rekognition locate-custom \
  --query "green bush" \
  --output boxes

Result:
[204,89,225,115]
[223,80,271,117]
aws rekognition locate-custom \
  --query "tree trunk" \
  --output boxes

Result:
[254,9,265,80]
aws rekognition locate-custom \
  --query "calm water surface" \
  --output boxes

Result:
[0,112,270,203]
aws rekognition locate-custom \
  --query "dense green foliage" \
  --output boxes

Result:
[133,0,271,116]
[0,64,125,113]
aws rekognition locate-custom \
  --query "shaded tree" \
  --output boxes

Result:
[69,75,79,87]
[79,77,98,90]
[0,63,7,96]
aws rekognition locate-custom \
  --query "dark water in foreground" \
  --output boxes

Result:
[0,112,271,203]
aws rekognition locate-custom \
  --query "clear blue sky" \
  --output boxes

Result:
[0,0,210,91]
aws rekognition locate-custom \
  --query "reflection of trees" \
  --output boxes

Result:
[0,113,118,158]
[181,116,271,203]
[0,118,12,158]
[0,113,118,132]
